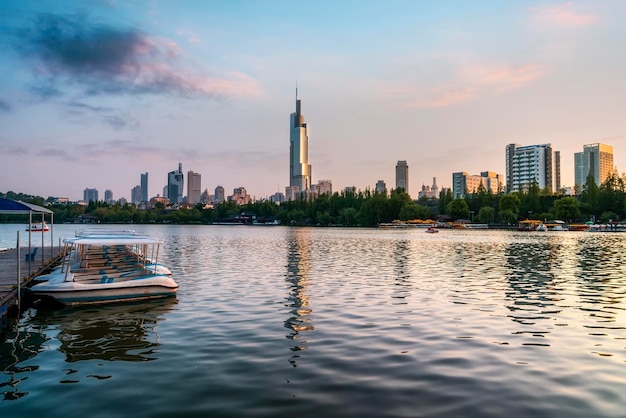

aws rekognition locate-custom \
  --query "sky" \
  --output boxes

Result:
[1,1,625,202]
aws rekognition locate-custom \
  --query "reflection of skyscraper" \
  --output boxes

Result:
[284,229,314,366]
[167,163,184,204]
[141,172,148,202]
[288,89,312,199]
[574,143,614,188]
[395,160,409,194]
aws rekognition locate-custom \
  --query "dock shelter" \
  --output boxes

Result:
[0,197,54,317]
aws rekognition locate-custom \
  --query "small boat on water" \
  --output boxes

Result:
[26,222,49,232]
[426,227,439,233]
[29,230,178,306]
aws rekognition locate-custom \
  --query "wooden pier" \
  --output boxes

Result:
[0,246,63,324]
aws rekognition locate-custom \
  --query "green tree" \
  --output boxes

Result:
[399,202,431,220]
[477,206,495,223]
[447,199,470,220]
[499,194,520,219]
[553,197,580,222]
[498,209,517,224]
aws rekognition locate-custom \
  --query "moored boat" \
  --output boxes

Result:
[29,230,178,306]
[26,222,49,232]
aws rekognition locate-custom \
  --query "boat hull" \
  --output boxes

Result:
[30,276,178,306]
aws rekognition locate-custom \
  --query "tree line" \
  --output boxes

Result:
[1,173,624,227]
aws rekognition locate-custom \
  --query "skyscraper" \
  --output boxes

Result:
[83,188,98,203]
[574,143,614,189]
[141,172,148,202]
[288,89,312,199]
[167,163,184,204]
[187,171,201,204]
[214,185,225,203]
[395,160,409,194]
[505,143,560,193]
[131,185,142,204]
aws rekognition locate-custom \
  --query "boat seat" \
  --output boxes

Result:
[25,247,38,261]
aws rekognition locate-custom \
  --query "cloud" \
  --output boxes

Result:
[16,13,260,99]
[405,87,477,109]
[0,100,11,112]
[531,3,598,27]
[391,63,545,109]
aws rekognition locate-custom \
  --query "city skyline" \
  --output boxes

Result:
[1,1,626,201]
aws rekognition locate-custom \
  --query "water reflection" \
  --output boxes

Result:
[284,229,314,366]
[52,298,177,363]
[0,314,49,400]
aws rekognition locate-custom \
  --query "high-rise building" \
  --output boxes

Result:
[313,180,332,196]
[375,180,387,195]
[141,172,148,202]
[230,187,250,205]
[505,143,560,193]
[83,188,98,203]
[574,143,614,189]
[452,171,503,198]
[167,163,184,204]
[214,185,225,203]
[395,161,409,194]
[187,171,201,204]
[131,185,142,204]
[104,189,113,204]
[287,89,312,199]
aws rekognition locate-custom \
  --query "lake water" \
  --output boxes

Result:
[1,224,626,417]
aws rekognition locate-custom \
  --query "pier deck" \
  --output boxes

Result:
[0,246,62,321]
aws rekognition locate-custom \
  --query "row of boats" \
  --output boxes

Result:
[29,230,178,306]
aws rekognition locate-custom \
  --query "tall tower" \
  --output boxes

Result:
[395,160,409,194]
[187,171,201,204]
[140,172,148,202]
[574,143,614,188]
[167,163,184,204]
[288,88,312,197]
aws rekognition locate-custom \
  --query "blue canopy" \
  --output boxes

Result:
[0,197,53,214]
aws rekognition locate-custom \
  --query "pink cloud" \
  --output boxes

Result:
[461,64,547,92]
[531,2,598,27]
[405,87,476,109]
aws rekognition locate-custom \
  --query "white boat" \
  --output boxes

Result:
[26,222,49,232]
[29,230,178,306]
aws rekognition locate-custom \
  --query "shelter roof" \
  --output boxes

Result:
[0,197,54,214]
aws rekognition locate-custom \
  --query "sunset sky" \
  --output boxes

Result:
[1,1,625,201]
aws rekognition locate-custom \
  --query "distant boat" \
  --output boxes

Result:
[426,227,439,233]
[26,222,49,232]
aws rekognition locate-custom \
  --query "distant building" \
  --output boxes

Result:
[287,89,312,200]
[285,186,300,201]
[187,171,201,204]
[453,171,503,198]
[167,163,184,204]
[418,177,439,199]
[375,180,387,195]
[140,172,148,202]
[104,189,114,204]
[162,185,168,199]
[395,161,409,194]
[344,186,356,194]
[214,185,225,203]
[83,188,98,203]
[49,197,69,205]
[313,179,332,196]
[505,143,560,193]
[229,187,251,205]
[131,185,142,204]
[200,189,210,203]
[574,143,614,189]
[270,192,285,204]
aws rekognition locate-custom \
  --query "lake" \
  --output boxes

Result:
[1,224,626,417]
